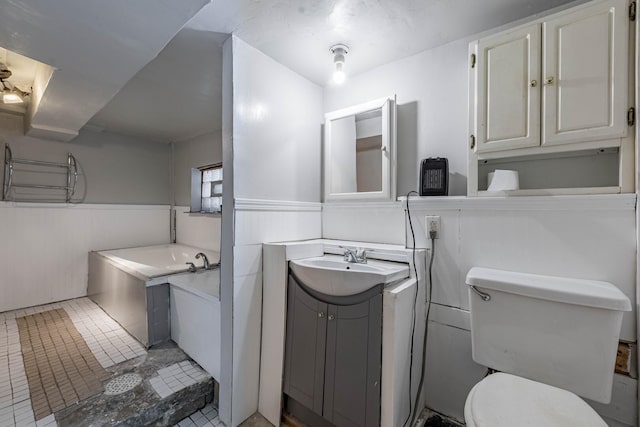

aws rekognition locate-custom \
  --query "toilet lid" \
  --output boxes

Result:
[465,373,607,427]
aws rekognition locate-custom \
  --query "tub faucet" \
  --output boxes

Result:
[185,262,197,273]
[195,252,211,269]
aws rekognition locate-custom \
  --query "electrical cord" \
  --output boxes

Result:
[403,190,436,427]
[402,190,420,427]
[410,232,435,426]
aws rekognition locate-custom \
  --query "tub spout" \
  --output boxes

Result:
[195,252,210,270]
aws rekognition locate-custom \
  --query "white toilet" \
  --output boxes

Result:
[464,267,632,427]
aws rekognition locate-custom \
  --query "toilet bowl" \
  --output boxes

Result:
[464,373,606,427]
[464,267,631,427]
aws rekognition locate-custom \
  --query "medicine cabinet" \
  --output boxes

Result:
[324,96,396,202]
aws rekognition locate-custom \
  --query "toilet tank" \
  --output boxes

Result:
[466,267,631,403]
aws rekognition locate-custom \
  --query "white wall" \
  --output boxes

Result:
[324,38,470,197]
[173,207,221,252]
[172,131,223,206]
[171,132,223,253]
[232,38,322,203]
[1,113,171,204]
[0,112,174,312]
[229,36,323,427]
[0,203,169,312]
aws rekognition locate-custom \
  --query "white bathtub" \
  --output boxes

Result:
[88,243,222,380]
[99,243,220,281]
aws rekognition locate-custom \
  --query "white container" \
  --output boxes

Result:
[466,267,631,403]
[487,169,519,191]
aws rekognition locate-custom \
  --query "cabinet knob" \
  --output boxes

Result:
[530,79,537,88]
[328,314,335,321]
[545,76,554,85]
[318,312,325,318]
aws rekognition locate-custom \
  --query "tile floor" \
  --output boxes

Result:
[17,309,110,420]
[0,298,221,427]
[150,361,210,399]
[174,403,221,427]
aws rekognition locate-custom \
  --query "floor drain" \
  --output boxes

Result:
[104,373,142,396]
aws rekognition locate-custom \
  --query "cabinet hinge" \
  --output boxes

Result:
[470,53,476,69]
[628,107,635,126]
[630,1,636,21]
[470,134,476,149]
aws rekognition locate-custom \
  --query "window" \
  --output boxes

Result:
[191,163,222,213]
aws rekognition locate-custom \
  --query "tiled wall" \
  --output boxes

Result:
[0,203,169,312]
[174,207,221,252]
[231,200,321,425]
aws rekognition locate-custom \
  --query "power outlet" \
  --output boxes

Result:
[425,216,440,239]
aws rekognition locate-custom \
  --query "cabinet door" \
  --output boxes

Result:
[476,24,541,153]
[283,276,328,414]
[323,295,382,427]
[542,0,628,146]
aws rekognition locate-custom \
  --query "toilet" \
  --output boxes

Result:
[464,267,632,427]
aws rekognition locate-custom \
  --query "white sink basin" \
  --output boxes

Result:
[289,254,410,296]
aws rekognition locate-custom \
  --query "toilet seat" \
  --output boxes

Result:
[464,373,607,427]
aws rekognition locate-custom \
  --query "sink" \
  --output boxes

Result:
[289,254,410,297]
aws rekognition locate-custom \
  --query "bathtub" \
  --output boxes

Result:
[88,244,220,349]
[98,244,219,282]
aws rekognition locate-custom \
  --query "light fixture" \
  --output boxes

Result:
[330,44,349,84]
[0,63,29,104]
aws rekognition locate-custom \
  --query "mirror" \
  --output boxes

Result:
[324,96,396,201]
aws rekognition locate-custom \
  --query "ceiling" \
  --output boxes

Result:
[186,0,581,86]
[88,29,227,143]
[0,0,208,141]
[0,0,583,143]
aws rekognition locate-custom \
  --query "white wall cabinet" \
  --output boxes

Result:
[469,0,634,195]
[476,24,541,153]
[543,0,629,146]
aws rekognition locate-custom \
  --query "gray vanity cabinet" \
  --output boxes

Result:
[283,274,328,414]
[284,273,382,427]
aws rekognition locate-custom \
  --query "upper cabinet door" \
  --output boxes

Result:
[542,0,628,146]
[476,24,541,153]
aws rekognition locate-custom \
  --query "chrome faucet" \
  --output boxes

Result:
[185,262,197,273]
[195,252,211,270]
[340,246,368,264]
[195,252,220,270]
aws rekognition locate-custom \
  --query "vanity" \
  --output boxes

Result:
[259,240,427,427]
[284,255,409,427]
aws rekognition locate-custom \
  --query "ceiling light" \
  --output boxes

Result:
[0,63,29,105]
[2,91,23,104]
[330,44,349,85]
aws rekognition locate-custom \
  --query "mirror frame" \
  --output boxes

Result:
[323,95,396,202]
